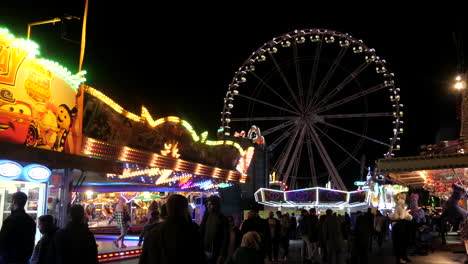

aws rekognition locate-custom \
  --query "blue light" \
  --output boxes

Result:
[22,164,51,183]
[0,160,23,180]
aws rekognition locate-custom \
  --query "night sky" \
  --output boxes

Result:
[1,2,466,187]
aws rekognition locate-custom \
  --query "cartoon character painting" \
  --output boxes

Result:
[0,99,34,144]
[53,104,77,152]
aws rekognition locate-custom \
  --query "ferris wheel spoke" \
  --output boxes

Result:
[293,42,305,107]
[283,125,307,184]
[275,126,302,181]
[307,124,347,190]
[236,93,300,115]
[250,71,301,112]
[305,136,318,186]
[266,125,296,151]
[314,62,370,109]
[306,41,322,108]
[315,83,387,113]
[318,120,391,147]
[310,46,349,107]
[262,119,296,136]
[268,53,303,110]
[312,124,360,164]
[320,112,394,119]
[230,116,297,122]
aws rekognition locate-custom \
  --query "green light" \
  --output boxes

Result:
[0,26,86,91]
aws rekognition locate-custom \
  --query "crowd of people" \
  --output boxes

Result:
[0,191,457,264]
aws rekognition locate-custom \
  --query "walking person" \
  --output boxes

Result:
[307,208,319,262]
[0,191,36,264]
[113,197,131,248]
[279,214,291,261]
[29,215,58,264]
[298,209,312,261]
[351,210,371,264]
[226,215,242,258]
[50,204,98,264]
[322,209,345,264]
[266,211,280,262]
[289,213,297,239]
[139,194,206,264]
[374,210,386,251]
[200,195,230,264]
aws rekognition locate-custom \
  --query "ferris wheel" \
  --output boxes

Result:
[220,29,403,190]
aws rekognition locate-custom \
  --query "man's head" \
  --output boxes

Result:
[166,194,189,218]
[38,214,55,234]
[11,191,28,211]
[248,209,257,219]
[269,211,274,218]
[276,211,282,218]
[309,208,316,215]
[206,195,221,213]
[326,209,333,216]
[151,210,160,220]
[301,209,308,216]
[70,204,85,223]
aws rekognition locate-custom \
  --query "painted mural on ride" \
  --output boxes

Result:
[0,27,85,154]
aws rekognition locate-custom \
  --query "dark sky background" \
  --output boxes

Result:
[1,2,466,186]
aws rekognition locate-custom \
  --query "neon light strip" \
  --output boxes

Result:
[85,87,250,156]
[82,137,244,182]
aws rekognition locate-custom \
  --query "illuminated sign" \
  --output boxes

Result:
[354,181,367,186]
[120,192,139,202]
[0,27,85,154]
[23,164,51,183]
[0,160,51,182]
[0,160,22,180]
[108,162,232,192]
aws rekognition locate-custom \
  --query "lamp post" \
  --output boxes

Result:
[456,72,468,152]
[26,0,88,72]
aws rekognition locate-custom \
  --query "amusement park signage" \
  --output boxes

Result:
[0,27,84,154]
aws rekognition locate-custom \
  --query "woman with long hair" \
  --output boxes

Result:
[113,198,131,248]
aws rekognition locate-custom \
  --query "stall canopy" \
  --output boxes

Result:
[377,153,468,199]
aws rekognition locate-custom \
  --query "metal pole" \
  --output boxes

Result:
[78,0,89,72]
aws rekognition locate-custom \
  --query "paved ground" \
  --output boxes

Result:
[100,232,467,263]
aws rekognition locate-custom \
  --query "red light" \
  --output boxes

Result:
[103,255,108,258]
[98,256,102,259]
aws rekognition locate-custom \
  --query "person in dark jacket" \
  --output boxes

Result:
[0,191,36,264]
[200,195,229,264]
[49,204,98,264]
[226,215,242,258]
[240,209,270,259]
[266,211,280,261]
[138,210,161,247]
[29,215,58,264]
[351,211,371,264]
[139,194,206,264]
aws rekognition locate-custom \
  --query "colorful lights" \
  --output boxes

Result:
[85,137,243,182]
[254,187,370,208]
[0,27,86,90]
[85,87,252,157]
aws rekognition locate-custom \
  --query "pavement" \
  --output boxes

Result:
[99,232,467,264]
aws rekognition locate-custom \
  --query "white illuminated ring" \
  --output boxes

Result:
[22,164,51,183]
[0,160,23,180]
